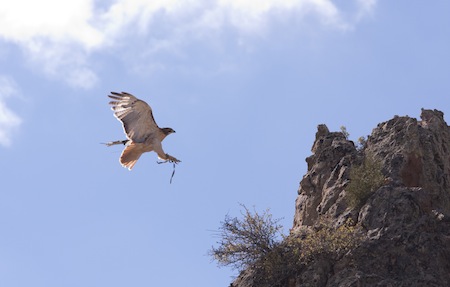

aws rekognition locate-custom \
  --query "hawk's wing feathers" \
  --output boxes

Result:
[108,92,159,143]
[107,91,180,171]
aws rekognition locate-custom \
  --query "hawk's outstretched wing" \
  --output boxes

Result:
[108,92,159,143]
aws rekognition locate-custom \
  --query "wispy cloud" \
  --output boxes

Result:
[0,0,377,88]
[24,40,98,89]
[355,0,377,21]
[100,0,351,38]
[0,76,21,147]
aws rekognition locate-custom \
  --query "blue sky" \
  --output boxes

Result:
[1,1,449,286]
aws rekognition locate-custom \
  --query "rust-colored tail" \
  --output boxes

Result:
[120,143,143,170]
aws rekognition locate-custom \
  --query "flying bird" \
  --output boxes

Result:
[105,92,180,170]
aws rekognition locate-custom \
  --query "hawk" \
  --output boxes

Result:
[105,92,180,170]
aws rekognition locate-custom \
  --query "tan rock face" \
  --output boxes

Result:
[293,128,357,228]
[233,109,450,287]
[294,109,450,231]
[365,109,450,211]
[291,109,450,286]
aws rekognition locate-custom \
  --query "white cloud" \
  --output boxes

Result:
[0,0,103,48]
[0,0,376,88]
[105,0,349,35]
[0,0,101,88]
[101,0,197,35]
[0,76,21,147]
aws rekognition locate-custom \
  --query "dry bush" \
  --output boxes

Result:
[256,218,363,286]
[209,205,283,271]
[294,218,362,262]
[210,208,363,286]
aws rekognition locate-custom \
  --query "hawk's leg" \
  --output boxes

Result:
[103,140,129,147]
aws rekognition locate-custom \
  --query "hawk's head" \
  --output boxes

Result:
[161,127,176,136]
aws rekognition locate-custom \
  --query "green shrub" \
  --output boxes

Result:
[346,155,384,208]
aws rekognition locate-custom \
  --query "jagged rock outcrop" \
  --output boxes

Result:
[232,109,450,287]
[293,124,358,228]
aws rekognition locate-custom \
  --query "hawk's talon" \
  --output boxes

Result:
[157,156,181,165]
[166,154,181,164]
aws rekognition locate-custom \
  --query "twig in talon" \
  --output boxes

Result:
[170,162,176,184]
[156,160,177,183]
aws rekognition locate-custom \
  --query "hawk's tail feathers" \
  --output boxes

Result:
[120,143,143,170]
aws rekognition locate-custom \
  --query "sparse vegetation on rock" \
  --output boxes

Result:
[211,207,363,287]
[346,154,384,208]
[293,218,362,262]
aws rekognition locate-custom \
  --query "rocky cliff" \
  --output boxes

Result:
[233,109,450,287]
